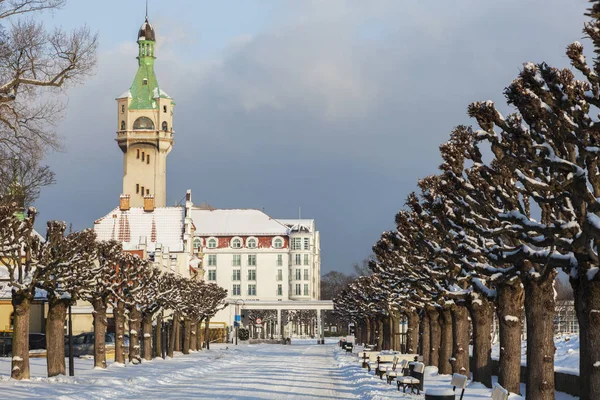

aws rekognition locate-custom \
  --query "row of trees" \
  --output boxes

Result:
[334,3,600,400]
[0,203,227,380]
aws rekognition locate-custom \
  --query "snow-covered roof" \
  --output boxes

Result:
[278,219,315,233]
[117,90,132,99]
[191,209,290,236]
[94,207,185,252]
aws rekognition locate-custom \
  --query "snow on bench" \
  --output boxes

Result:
[491,383,509,400]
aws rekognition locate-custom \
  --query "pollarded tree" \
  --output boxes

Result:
[77,240,123,369]
[35,222,96,376]
[0,204,39,379]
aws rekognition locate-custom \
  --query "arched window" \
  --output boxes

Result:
[273,237,283,249]
[120,121,126,130]
[121,105,125,113]
[231,238,241,248]
[193,238,201,250]
[207,238,217,249]
[247,238,257,249]
[133,116,154,130]
[162,121,168,131]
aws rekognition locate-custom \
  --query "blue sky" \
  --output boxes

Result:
[33,0,589,274]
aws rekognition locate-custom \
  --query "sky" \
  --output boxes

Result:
[31,0,590,275]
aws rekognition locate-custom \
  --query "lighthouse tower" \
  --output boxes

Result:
[116,16,174,208]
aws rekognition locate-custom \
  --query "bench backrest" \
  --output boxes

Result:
[491,383,509,400]
[451,373,468,389]
[397,359,408,373]
[411,362,425,391]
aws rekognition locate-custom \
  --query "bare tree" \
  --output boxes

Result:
[0,0,97,205]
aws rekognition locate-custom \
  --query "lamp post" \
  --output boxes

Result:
[234,299,244,345]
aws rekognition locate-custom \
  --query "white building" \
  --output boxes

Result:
[190,208,321,326]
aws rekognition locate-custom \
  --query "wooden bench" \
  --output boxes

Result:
[424,373,468,400]
[491,383,509,400]
[397,361,424,394]
[385,358,408,384]
[359,351,379,368]
[368,354,396,373]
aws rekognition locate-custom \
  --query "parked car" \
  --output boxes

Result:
[64,332,129,357]
[0,332,46,357]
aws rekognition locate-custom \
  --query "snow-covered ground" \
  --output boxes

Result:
[0,339,580,399]
[490,334,580,376]
[333,347,578,400]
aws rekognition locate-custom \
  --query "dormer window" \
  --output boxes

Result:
[231,238,242,248]
[193,238,202,250]
[273,237,284,249]
[207,238,217,249]
[247,238,257,249]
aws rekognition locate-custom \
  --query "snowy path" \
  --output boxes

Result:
[0,342,359,399]
[0,342,581,399]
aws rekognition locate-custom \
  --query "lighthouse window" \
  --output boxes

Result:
[120,121,125,130]
[137,149,140,159]
[142,152,145,162]
[136,184,139,194]
[133,117,154,130]
[143,78,148,85]
[147,155,150,164]
[163,106,167,113]
[121,105,125,113]
[162,121,168,132]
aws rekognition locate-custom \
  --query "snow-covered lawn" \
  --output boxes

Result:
[0,340,581,399]
[490,334,580,376]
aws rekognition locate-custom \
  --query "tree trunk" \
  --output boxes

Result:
[439,307,453,374]
[168,314,176,358]
[174,316,181,352]
[92,298,108,368]
[190,320,197,351]
[496,281,524,395]
[428,308,440,368]
[183,318,191,354]
[196,319,203,350]
[523,270,557,400]
[382,315,390,350]
[46,297,68,377]
[420,311,430,365]
[392,314,398,350]
[377,319,384,350]
[451,304,470,376]
[155,313,162,358]
[406,310,419,354]
[11,291,31,380]
[142,312,153,361]
[128,306,141,364]
[468,295,493,387]
[365,317,371,344]
[114,300,126,365]
[204,318,211,349]
[572,269,600,400]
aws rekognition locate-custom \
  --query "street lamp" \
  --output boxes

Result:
[234,299,245,345]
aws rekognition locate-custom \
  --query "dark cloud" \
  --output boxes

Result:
[37,1,589,273]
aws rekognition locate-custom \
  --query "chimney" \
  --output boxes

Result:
[119,194,130,211]
[144,195,155,212]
